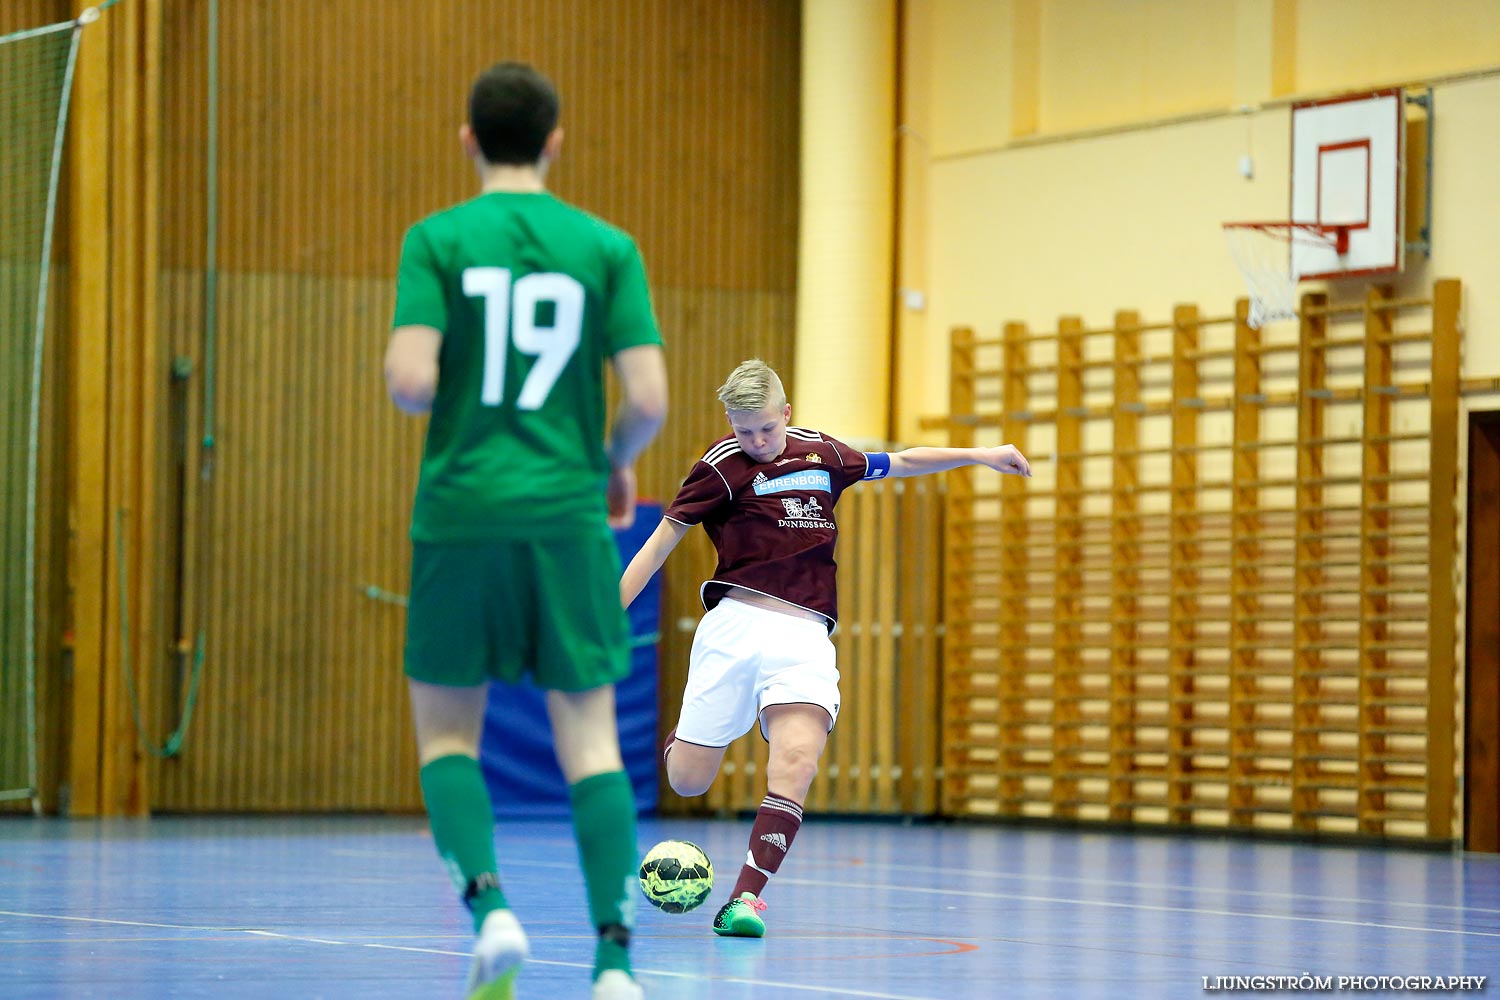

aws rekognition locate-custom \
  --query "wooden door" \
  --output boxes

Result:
[1466,410,1500,850]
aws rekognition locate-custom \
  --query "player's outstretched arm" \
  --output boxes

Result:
[887,445,1032,479]
[620,517,691,608]
[384,325,442,414]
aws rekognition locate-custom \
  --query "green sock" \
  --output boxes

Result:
[419,754,506,932]
[569,769,638,979]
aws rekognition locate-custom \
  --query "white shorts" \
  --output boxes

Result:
[673,598,841,748]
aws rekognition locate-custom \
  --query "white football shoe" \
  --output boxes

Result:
[464,908,529,999]
[592,968,645,1000]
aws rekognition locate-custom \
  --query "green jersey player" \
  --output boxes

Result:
[385,61,667,1000]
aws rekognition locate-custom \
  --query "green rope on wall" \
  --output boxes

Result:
[118,509,205,759]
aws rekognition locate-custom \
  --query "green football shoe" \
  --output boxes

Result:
[712,892,767,938]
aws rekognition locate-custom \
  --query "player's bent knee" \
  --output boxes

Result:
[669,778,711,797]
[666,755,718,797]
[667,768,714,798]
[663,740,724,797]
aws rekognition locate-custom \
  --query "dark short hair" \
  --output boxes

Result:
[467,62,560,165]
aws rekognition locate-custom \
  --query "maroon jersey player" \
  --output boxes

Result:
[619,359,1030,938]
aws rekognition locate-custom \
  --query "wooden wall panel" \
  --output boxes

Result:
[151,272,417,810]
[145,1,800,812]
[0,2,71,35]
[37,0,165,817]
[161,0,799,293]
[62,2,110,817]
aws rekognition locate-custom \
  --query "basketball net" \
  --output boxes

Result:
[1223,222,1342,328]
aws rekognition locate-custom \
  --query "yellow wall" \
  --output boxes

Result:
[1296,0,1500,94]
[795,0,896,438]
[925,107,1292,381]
[927,0,1018,155]
[900,0,1500,836]
[899,0,1500,442]
[1039,0,1239,132]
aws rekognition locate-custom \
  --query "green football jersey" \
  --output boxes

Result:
[393,191,662,542]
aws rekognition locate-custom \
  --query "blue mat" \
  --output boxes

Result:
[480,503,663,817]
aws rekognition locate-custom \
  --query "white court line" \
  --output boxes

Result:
[0,911,251,932]
[325,840,1500,916]
[770,876,1500,940]
[824,857,1500,916]
[0,911,944,1000]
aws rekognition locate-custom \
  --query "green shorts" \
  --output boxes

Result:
[404,526,629,691]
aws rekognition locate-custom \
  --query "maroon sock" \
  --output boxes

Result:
[731,792,804,899]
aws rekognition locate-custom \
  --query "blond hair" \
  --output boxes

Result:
[716,359,785,411]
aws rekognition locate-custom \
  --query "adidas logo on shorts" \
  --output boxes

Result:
[759,832,788,852]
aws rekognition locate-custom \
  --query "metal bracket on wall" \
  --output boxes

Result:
[1406,90,1434,258]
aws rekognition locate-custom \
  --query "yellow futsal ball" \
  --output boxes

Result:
[637,839,714,914]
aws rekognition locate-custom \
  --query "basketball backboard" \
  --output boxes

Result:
[1290,88,1405,280]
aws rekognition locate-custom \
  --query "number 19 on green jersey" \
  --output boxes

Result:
[462,266,583,410]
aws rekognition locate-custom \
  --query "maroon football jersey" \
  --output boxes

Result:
[663,427,886,632]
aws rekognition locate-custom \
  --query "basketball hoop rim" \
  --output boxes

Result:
[1222,219,1351,255]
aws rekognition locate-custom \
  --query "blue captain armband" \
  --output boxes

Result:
[864,452,892,480]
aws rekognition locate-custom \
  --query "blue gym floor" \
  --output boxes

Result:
[2,815,1498,999]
